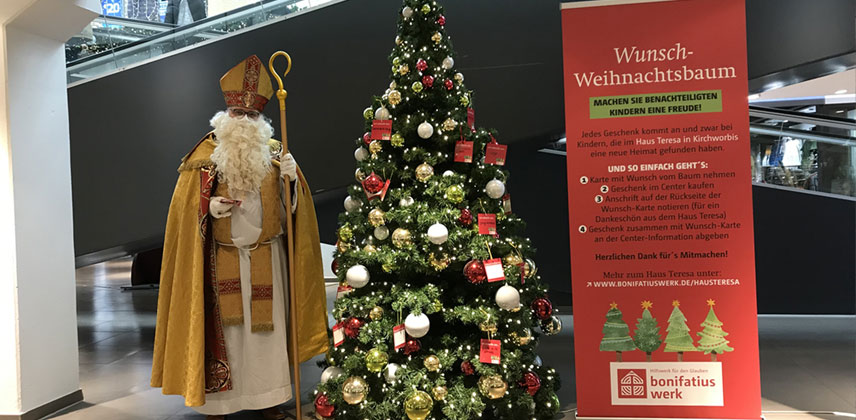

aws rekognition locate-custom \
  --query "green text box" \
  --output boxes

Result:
[589,90,722,119]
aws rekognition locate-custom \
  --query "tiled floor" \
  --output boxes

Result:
[47,258,854,420]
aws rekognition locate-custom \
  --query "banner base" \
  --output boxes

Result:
[576,416,764,420]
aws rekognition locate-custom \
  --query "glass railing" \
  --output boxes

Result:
[750,105,856,197]
[66,0,337,85]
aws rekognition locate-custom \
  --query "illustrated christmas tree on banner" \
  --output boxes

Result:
[312,1,561,419]
[632,301,662,361]
[599,302,636,362]
[696,299,734,361]
[663,300,697,361]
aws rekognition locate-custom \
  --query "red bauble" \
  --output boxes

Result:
[518,372,541,396]
[314,393,335,418]
[531,298,553,320]
[363,172,385,194]
[422,75,434,88]
[459,208,473,226]
[331,259,339,275]
[463,259,487,284]
[444,79,454,90]
[403,338,421,355]
[437,15,446,26]
[416,59,428,72]
[344,317,364,338]
[460,360,475,375]
[362,132,372,145]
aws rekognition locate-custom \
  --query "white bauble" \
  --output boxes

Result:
[346,265,370,288]
[374,226,390,241]
[534,356,543,367]
[495,285,520,310]
[427,223,448,245]
[384,363,402,383]
[485,179,506,199]
[404,313,430,338]
[354,147,370,161]
[320,366,345,384]
[455,72,464,83]
[344,196,361,212]
[442,56,454,70]
[443,170,455,177]
[375,106,391,120]
[400,196,415,207]
[402,6,413,18]
[417,121,434,139]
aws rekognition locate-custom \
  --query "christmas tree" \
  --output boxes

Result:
[599,302,636,361]
[632,301,662,361]
[696,299,734,361]
[312,1,561,419]
[663,300,697,361]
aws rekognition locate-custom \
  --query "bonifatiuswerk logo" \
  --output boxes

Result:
[618,369,647,398]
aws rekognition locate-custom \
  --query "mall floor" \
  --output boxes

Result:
[46,258,855,420]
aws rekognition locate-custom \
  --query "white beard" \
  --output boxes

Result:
[209,110,274,193]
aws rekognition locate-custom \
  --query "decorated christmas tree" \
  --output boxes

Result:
[599,302,636,361]
[663,300,697,361]
[632,301,662,361]
[312,1,561,419]
[696,299,734,361]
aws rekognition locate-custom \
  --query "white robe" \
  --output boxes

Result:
[194,189,293,415]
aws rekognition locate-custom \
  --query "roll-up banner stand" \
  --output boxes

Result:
[560,1,761,419]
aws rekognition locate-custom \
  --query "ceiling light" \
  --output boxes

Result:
[834,89,847,94]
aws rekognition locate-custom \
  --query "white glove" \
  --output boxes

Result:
[209,196,234,219]
[281,152,297,181]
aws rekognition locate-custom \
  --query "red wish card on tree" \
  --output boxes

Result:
[484,258,505,282]
[467,107,475,130]
[455,140,474,163]
[485,141,508,166]
[393,324,406,351]
[332,323,345,347]
[371,120,392,140]
[478,213,497,235]
[480,339,501,364]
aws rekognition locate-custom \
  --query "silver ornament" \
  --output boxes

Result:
[354,147,370,161]
[374,225,390,241]
[442,56,454,70]
[485,179,506,199]
[417,121,434,139]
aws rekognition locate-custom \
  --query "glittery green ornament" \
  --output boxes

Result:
[338,225,353,242]
[391,133,405,147]
[412,81,424,93]
[365,348,389,373]
[446,185,465,203]
[363,107,374,120]
[421,4,431,13]
[392,57,401,66]
[460,95,470,106]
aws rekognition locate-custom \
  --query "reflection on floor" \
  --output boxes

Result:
[47,258,855,420]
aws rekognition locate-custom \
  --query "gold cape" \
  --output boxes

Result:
[151,134,329,407]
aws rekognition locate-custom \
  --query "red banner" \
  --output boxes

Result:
[561,1,760,419]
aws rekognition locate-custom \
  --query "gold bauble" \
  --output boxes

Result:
[479,321,498,334]
[399,64,410,75]
[511,328,533,346]
[454,72,464,83]
[363,244,377,254]
[523,258,538,279]
[395,35,402,45]
[355,168,366,182]
[415,163,434,182]
[388,90,402,105]
[369,140,383,154]
[429,252,450,271]
[337,241,350,253]
[442,118,457,131]
[404,390,433,420]
[391,228,413,248]
[542,315,563,336]
[431,32,442,44]
[368,208,386,227]
[432,385,448,401]
[504,253,523,267]
[478,375,508,400]
[445,185,464,204]
[338,225,353,242]
[424,355,440,372]
[342,376,369,405]
[369,306,384,321]
[365,348,389,373]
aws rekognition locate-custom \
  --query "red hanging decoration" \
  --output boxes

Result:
[463,259,487,284]
[422,75,435,88]
[344,317,364,338]
[460,360,475,375]
[444,79,454,90]
[362,132,372,146]
[314,393,335,418]
[437,15,446,26]
[459,208,473,226]
[518,372,541,396]
[416,59,428,72]
[403,338,422,355]
[331,259,339,275]
[531,298,553,320]
[362,172,385,194]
